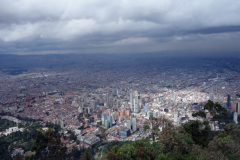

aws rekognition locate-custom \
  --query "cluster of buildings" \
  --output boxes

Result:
[0,126,24,136]
[1,56,240,146]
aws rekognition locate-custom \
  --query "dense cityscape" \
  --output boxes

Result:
[0,53,240,159]
[1,0,240,159]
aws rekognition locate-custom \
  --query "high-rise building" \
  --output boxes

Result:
[125,109,130,116]
[236,103,238,113]
[144,103,149,113]
[209,88,214,101]
[78,107,83,113]
[108,116,113,127]
[102,114,106,125]
[114,88,118,95]
[54,119,58,125]
[233,112,238,124]
[238,102,240,115]
[60,120,64,128]
[153,111,158,118]
[147,111,153,118]
[105,119,109,129]
[90,100,96,110]
[119,127,130,137]
[134,96,140,113]
[132,118,137,132]
[129,89,133,111]
[227,94,231,109]
[106,94,110,108]
[126,120,131,130]
[174,110,178,123]
[87,107,91,114]
[111,112,118,120]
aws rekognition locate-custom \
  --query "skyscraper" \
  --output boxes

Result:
[134,96,140,113]
[129,89,133,111]
[108,116,113,127]
[153,111,158,118]
[132,118,137,132]
[106,94,110,108]
[233,112,238,124]
[238,102,240,115]
[105,119,109,129]
[90,100,96,110]
[236,103,238,113]
[227,94,231,109]
[209,88,214,101]
[114,88,118,95]
[102,114,106,125]
[126,120,131,130]
[144,103,149,113]
[60,120,64,128]
[147,110,153,118]
[174,110,178,123]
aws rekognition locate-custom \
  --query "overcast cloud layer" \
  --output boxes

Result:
[0,0,240,55]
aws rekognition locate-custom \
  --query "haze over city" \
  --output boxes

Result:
[0,1,240,160]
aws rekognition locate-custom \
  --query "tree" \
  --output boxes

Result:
[192,110,206,118]
[204,100,227,118]
[143,124,150,131]
[80,150,93,160]
[148,117,173,140]
[31,128,67,160]
[14,152,24,160]
[158,126,194,158]
[183,120,212,147]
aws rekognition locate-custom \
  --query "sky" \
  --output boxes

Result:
[0,0,240,55]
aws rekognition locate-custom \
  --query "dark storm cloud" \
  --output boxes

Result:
[0,0,240,54]
[188,26,240,35]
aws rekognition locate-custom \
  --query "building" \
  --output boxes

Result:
[60,120,64,128]
[114,88,118,95]
[227,94,231,109]
[233,112,238,124]
[236,103,238,113]
[90,100,96,110]
[174,110,178,123]
[134,96,140,113]
[238,102,240,115]
[108,116,113,127]
[153,111,158,118]
[132,118,137,132]
[111,112,118,120]
[54,119,58,125]
[147,111,153,118]
[144,103,149,113]
[105,119,109,129]
[77,135,100,145]
[102,114,106,125]
[106,94,110,108]
[119,127,131,137]
[129,89,133,111]
[126,120,131,130]
[209,88,214,101]
[125,109,130,116]
[78,107,83,113]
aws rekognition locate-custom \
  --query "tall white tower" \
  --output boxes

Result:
[134,95,139,113]
[129,89,133,111]
[106,94,110,108]
[174,110,178,123]
[234,112,238,124]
